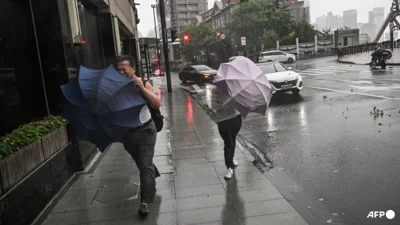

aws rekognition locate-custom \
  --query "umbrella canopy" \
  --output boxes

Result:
[60,65,148,151]
[213,56,273,118]
[78,65,147,114]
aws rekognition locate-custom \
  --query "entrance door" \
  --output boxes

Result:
[343,37,348,46]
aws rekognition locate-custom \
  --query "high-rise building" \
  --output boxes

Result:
[343,10,357,29]
[169,0,208,33]
[284,0,310,23]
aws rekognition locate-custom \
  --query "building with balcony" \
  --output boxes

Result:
[168,0,208,33]
[198,0,240,29]
[283,0,310,23]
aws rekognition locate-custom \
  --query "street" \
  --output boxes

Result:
[172,56,400,225]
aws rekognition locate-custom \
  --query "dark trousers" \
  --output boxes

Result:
[122,120,160,203]
[217,115,242,169]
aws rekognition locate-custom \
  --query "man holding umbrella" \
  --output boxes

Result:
[115,55,161,217]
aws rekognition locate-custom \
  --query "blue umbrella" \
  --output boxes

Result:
[60,65,148,151]
[78,65,147,114]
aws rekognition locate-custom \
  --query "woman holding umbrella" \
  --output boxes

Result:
[212,56,273,179]
[212,86,242,179]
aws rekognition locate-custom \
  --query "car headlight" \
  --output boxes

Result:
[203,73,210,77]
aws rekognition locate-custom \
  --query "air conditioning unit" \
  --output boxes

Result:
[66,0,82,45]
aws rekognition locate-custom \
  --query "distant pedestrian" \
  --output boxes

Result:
[211,86,242,179]
[115,55,161,217]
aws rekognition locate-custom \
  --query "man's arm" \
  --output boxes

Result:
[141,82,161,109]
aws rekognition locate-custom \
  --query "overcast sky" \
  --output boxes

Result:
[136,0,393,36]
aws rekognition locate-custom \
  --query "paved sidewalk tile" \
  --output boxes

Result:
[41,78,308,225]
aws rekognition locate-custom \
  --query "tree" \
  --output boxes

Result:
[317,29,333,40]
[179,23,221,65]
[226,0,293,52]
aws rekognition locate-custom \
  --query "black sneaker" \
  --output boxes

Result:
[138,203,149,217]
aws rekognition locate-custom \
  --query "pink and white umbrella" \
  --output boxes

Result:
[213,56,273,118]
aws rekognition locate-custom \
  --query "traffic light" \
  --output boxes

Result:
[216,32,221,40]
[155,57,159,63]
[171,29,178,42]
[182,34,190,45]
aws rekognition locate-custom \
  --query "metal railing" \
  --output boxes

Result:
[337,40,396,59]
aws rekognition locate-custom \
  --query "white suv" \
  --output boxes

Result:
[259,51,296,63]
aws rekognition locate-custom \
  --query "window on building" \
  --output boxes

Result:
[187,4,197,10]
[178,12,187,18]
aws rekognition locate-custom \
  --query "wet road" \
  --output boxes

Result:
[171,57,400,225]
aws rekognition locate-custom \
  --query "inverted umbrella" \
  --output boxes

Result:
[78,65,147,114]
[213,56,273,118]
[60,65,148,151]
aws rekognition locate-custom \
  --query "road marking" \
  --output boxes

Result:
[305,86,400,100]
[305,68,350,73]
[192,84,204,94]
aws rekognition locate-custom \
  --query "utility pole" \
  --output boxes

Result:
[159,0,172,92]
[151,4,161,72]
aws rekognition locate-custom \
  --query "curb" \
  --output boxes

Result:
[337,59,400,66]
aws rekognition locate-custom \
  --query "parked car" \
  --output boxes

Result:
[258,62,303,95]
[259,50,296,64]
[179,65,217,84]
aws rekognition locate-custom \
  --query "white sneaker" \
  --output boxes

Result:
[233,157,239,166]
[224,168,234,179]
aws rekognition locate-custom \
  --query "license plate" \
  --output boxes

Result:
[281,84,293,89]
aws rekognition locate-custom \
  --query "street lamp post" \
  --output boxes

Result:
[159,0,172,92]
[151,4,161,72]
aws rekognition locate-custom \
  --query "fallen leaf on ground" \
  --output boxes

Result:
[332,213,339,216]
[308,206,312,209]
[333,170,339,173]
[318,198,325,202]
[327,219,333,223]
[278,168,286,171]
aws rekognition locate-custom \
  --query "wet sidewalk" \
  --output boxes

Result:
[41,77,309,225]
[338,49,400,65]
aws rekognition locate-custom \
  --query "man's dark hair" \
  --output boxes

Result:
[115,55,136,68]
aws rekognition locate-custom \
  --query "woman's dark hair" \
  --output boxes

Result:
[115,55,136,68]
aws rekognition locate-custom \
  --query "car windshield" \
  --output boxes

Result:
[193,65,212,71]
[259,63,288,74]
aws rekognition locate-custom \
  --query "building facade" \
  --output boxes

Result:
[335,29,360,47]
[343,9,358,29]
[284,0,310,23]
[0,0,141,136]
[169,0,208,33]
[199,0,239,29]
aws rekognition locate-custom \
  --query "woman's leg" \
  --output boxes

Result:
[218,118,236,169]
[230,115,243,156]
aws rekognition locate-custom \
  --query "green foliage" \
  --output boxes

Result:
[179,23,223,63]
[226,0,319,49]
[263,30,279,48]
[0,115,67,159]
[317,29,333,40]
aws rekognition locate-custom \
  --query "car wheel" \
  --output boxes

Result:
[180,77,187,84]
[292,89,300,95]
[287,58,294,63]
